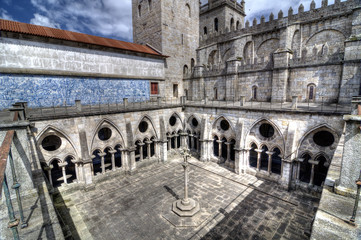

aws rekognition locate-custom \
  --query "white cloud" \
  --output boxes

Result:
[29,0,133,41]
[0,8,14,20]
[30,13,61,28]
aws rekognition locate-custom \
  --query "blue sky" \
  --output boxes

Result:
[0,0,343,42]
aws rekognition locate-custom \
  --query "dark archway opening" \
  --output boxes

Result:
[271,148,282,175]
[314,156,329,186]
[249,143,257,168]
[260,145,268,171]
[299,154,312,183]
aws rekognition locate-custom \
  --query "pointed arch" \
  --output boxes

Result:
[211,115,235,132]
[37,125,79,158]
[244,118,284,146]
[90,118,125,150]
[296,123,339,152]
[169,111,183,126]
[134,114,159,139]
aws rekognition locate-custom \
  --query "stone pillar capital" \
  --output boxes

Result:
[98,153,106,157]
[255,149,263,153]
[58,162,68,167]
[109,150,117,154]
[266,151,275,155]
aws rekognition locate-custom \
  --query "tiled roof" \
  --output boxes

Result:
[0,19,164,57]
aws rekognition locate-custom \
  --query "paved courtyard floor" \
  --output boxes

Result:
[53,158,320,240]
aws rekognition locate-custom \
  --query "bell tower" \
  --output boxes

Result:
[132,0,200,98]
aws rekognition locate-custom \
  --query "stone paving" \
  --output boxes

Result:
[54,158,320,240]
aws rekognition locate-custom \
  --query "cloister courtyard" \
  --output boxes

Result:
[53,157,320,240]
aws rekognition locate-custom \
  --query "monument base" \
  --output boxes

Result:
[172,198,200,217]
[162,199,210,227]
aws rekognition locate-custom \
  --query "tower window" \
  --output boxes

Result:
[186,4,191,17]
[230,18,234,30]
[236,20,240,29]
[252,86,257,100]
[307,84,316,101]
[204,26,207,35]
[138,4,141,17]
[148,0,152,11]
[151,82,158,95]
[214,18,218,32]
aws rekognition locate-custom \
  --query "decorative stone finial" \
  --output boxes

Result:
[310,0,316,10]
[278,10,283,19]
[322,0,328,7]
[269,12,274,21]
[260,15,265,24]
[245,20,250,28]
[288,7,293,17]
[253,18,257,26]
[299,4,304,13]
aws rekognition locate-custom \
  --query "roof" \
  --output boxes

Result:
[0,19,164,57]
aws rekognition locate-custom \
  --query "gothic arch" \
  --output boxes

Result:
[91,118,125,151]
[244,118,285,154]
[243,41,254,63]
[296,123,339,151]
[208,50,218,66]
[256,38,280,58]
[37,125,79,164]
[169,111,183,126]
[211,115,235,132]
[306,29,346,46]
[135,114,159,139]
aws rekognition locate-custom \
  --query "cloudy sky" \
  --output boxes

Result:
[0,0,343,42]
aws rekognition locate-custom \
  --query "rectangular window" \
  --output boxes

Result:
[173,84,178,97]
[151,82,158,95]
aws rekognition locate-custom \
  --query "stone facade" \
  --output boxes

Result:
[185,0,361,104]
[132,0,199,99]
[1,0,361,239]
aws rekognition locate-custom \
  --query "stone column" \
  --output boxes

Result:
[225,142,231,163]
[244,148,250,171]
[138,143,145,161]
[98,153,106,174]
[59,163,68,184]
[119,148,128,170]
[153,140,159,158]
[159,140,168,162]
[296,158,305,182]
[217,140,223,161]
[73,161,79,182]
[167,137,171,150]
[180,132,188,148]
[190,134,195,149]
[128,147,137,171]
[234,148,243,174]
[255,149,263,171]
[109,150,117,171]
[174,135,179,149]
[266,151,275,174]
[196,136,200,152]
[145,140,152,159]
[309,160,318,186]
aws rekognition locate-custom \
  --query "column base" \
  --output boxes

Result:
[172,198,200,217]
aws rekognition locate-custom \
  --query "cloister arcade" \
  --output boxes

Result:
[37,113,337,190]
